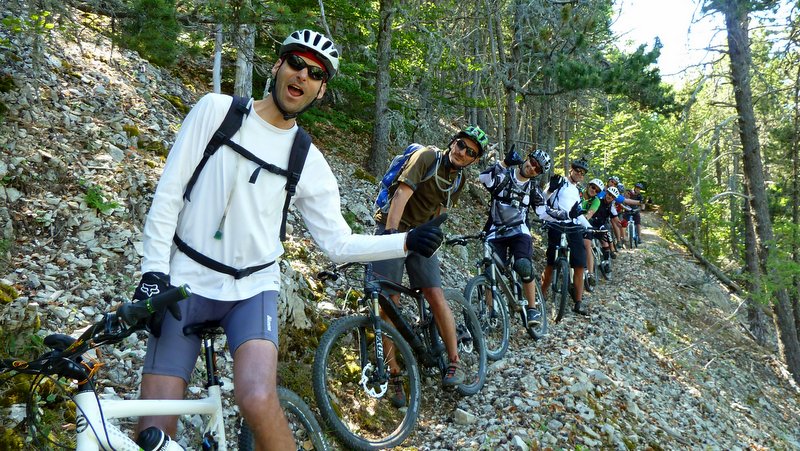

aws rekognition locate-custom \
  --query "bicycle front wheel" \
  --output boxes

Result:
[239,387,328,451]
[444,288,488,396]
[463,275,509,361]
[552,258,570,323]
[312,315,420,450]
[628,222,635,249]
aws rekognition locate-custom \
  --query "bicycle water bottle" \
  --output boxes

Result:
[136,426,186,451]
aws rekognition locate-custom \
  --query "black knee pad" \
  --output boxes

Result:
[513,258,534,283]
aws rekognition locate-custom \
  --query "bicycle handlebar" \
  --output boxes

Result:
[0,284,192,380]
[445,232,484,247]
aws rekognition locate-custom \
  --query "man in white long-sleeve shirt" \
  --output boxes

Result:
[542,158,592,316]
[131,30,444,450]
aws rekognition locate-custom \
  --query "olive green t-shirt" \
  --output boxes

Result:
[374,146,464,231]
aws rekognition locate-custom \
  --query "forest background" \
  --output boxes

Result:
[2,0,800,389]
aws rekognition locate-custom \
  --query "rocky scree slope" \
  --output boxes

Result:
[0,11,799,451]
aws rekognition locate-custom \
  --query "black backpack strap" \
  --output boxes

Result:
[173,234,275,279]
[280,126,311,241]
[184,95,251,201]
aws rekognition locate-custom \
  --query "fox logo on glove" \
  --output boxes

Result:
[139,283,162,298]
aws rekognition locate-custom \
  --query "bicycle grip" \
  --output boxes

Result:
[118,284,192,325]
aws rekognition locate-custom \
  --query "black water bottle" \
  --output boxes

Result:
[136,426,185,451]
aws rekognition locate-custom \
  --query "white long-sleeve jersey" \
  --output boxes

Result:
[142,94,406,300]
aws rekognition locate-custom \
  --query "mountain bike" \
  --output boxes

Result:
[0,286,327,451]
[542,221,586,323]
[623,207,641,249]
[446,229,548,361]
[586,227,613,286]
[312,262,487,450]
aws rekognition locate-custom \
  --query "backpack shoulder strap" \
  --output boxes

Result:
[279,126,312,241]
[184,95,250,201]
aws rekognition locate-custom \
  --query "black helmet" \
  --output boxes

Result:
[571,158,589,172]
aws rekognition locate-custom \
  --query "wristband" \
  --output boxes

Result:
[382,228,399,235]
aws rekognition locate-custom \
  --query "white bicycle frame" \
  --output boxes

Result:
[73,384,226,451]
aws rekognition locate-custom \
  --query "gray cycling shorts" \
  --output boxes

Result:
[143,291,279,383]
[371,224,442,294]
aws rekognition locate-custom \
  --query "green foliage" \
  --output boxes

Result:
[553,43,680,115]
[1,11,55,36]
[342,210,364,234]
[160,94,190,115]
[79,180,119,214]
[0,283,17,305]
[116,0,181,66]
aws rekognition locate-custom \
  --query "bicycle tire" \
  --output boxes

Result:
[239,387,329,451]
[553,258,570,323]
[524,278,548,340]
[444,288,488,396]
[312,315,420,450]
[628,222,635,250]
[463,275,509,361]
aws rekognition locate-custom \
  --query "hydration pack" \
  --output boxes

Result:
[374,144,461,213]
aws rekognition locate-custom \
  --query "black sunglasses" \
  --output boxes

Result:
[455,139,480,159]
[285,54,328,81]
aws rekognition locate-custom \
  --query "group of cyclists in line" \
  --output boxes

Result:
[128,26,650,448]
[478,147,647,321]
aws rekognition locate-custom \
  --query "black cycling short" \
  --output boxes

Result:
[545,225,586,268]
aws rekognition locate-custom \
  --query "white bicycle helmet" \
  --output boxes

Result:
[528,149,552,173]
[280,29,340,79]
[606,186,620,198]
[588,178,604,191]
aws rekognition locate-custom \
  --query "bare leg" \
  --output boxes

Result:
[541,265,553,299]
[584,239,593,276]
[233,340,294,451]
[523,280,537,309]
[421,287,459,363]
[136,374,187,437]
[573,266,584,303]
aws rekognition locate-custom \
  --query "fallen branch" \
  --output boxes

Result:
[661,220,742,294]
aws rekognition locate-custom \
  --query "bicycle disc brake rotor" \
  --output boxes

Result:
[456,324,474,353]
[359,362,388,398]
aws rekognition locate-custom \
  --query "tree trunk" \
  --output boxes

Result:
[743,176,768,346]
[233,22,255,98]
[721,0,800,382]
[792,60,800,339]
[366,0,394,176]
[213,23,223,94]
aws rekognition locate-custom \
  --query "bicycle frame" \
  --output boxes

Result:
[480,240,523,313]
[368,274,444,370]
[76,326,227,450]
[74,387,225,451]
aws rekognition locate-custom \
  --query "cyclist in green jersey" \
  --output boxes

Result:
[581,178,604,288]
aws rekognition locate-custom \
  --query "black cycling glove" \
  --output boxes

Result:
[548,174,564,192]
[406,214,448,258]
[133,272,182,337]
[503,145,524,166]
[569,201,583,219]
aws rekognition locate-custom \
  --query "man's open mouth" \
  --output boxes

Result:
[288,84,304,97]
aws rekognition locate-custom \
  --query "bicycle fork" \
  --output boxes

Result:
[378,295,440,368]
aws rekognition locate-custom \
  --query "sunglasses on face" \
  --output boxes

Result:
[285,54,328,81]
[528,158,542,171]
[455,139,480,159]
[573,168,587,176]
[588,184,599,192]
